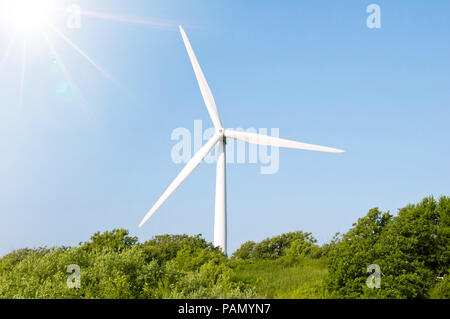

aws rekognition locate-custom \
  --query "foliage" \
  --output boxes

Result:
[326,196,450,299]
[0,196,448,299]
[232,241,256,260]
[232,231,319,260]
[0,231,253,299]
[428,270,450,299]
[80,229,138,253]
[325,208,392,298]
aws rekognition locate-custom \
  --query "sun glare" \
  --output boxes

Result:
[9,0,54,32]
[0,0,172,107]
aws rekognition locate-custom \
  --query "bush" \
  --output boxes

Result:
[326,196,450,299]
[232,241,256,260]
[80,229,138,253]
[428,272,450,299]
[1,195,447,299]
[248,231,317,260]
[0,231,252,299]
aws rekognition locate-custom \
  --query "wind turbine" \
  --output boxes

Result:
[138,26,344,255]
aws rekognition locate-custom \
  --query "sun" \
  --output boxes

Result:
[0,1,173,107]
[8,0,55,33]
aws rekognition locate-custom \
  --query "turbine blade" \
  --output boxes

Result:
[139,134,221,227]
[224,129,344,153]
[179,26,223,129]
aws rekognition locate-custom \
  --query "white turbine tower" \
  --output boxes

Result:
[139,26,344,255]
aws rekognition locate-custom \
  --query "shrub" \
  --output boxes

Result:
[250,231,316,259]
[232,241,256,260]
[326,196,450,299]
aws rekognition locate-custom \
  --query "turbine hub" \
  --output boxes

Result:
[217,128,224,136]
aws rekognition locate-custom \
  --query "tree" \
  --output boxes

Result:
[326,196,450,299]
[251,231,316,259]
[80,229,138,253]
[232,241,256,260]
[326,208,392,298]
[371,197,449,298]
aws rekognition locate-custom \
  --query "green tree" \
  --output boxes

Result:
[251,231,316,259]
[80,229,138,253]
[326,196,450,299]
[369,197,449,298]
[326,208,392,298]
[232,241,256,260]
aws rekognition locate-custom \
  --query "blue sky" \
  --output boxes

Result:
[0,0,449,256]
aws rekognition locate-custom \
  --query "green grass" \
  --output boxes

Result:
[230,257,330,298]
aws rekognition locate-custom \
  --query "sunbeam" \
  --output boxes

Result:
[42,31,82,105]
[1,1,174,109]
[0,30,17,70]
[42,33,73,90]
[80,10,175,29]
[19,38,27,107]
[47,22,123,89]
[42,30,96,121]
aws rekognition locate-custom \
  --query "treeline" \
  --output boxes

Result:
[0,232,255,298]
[0,196,448,299]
